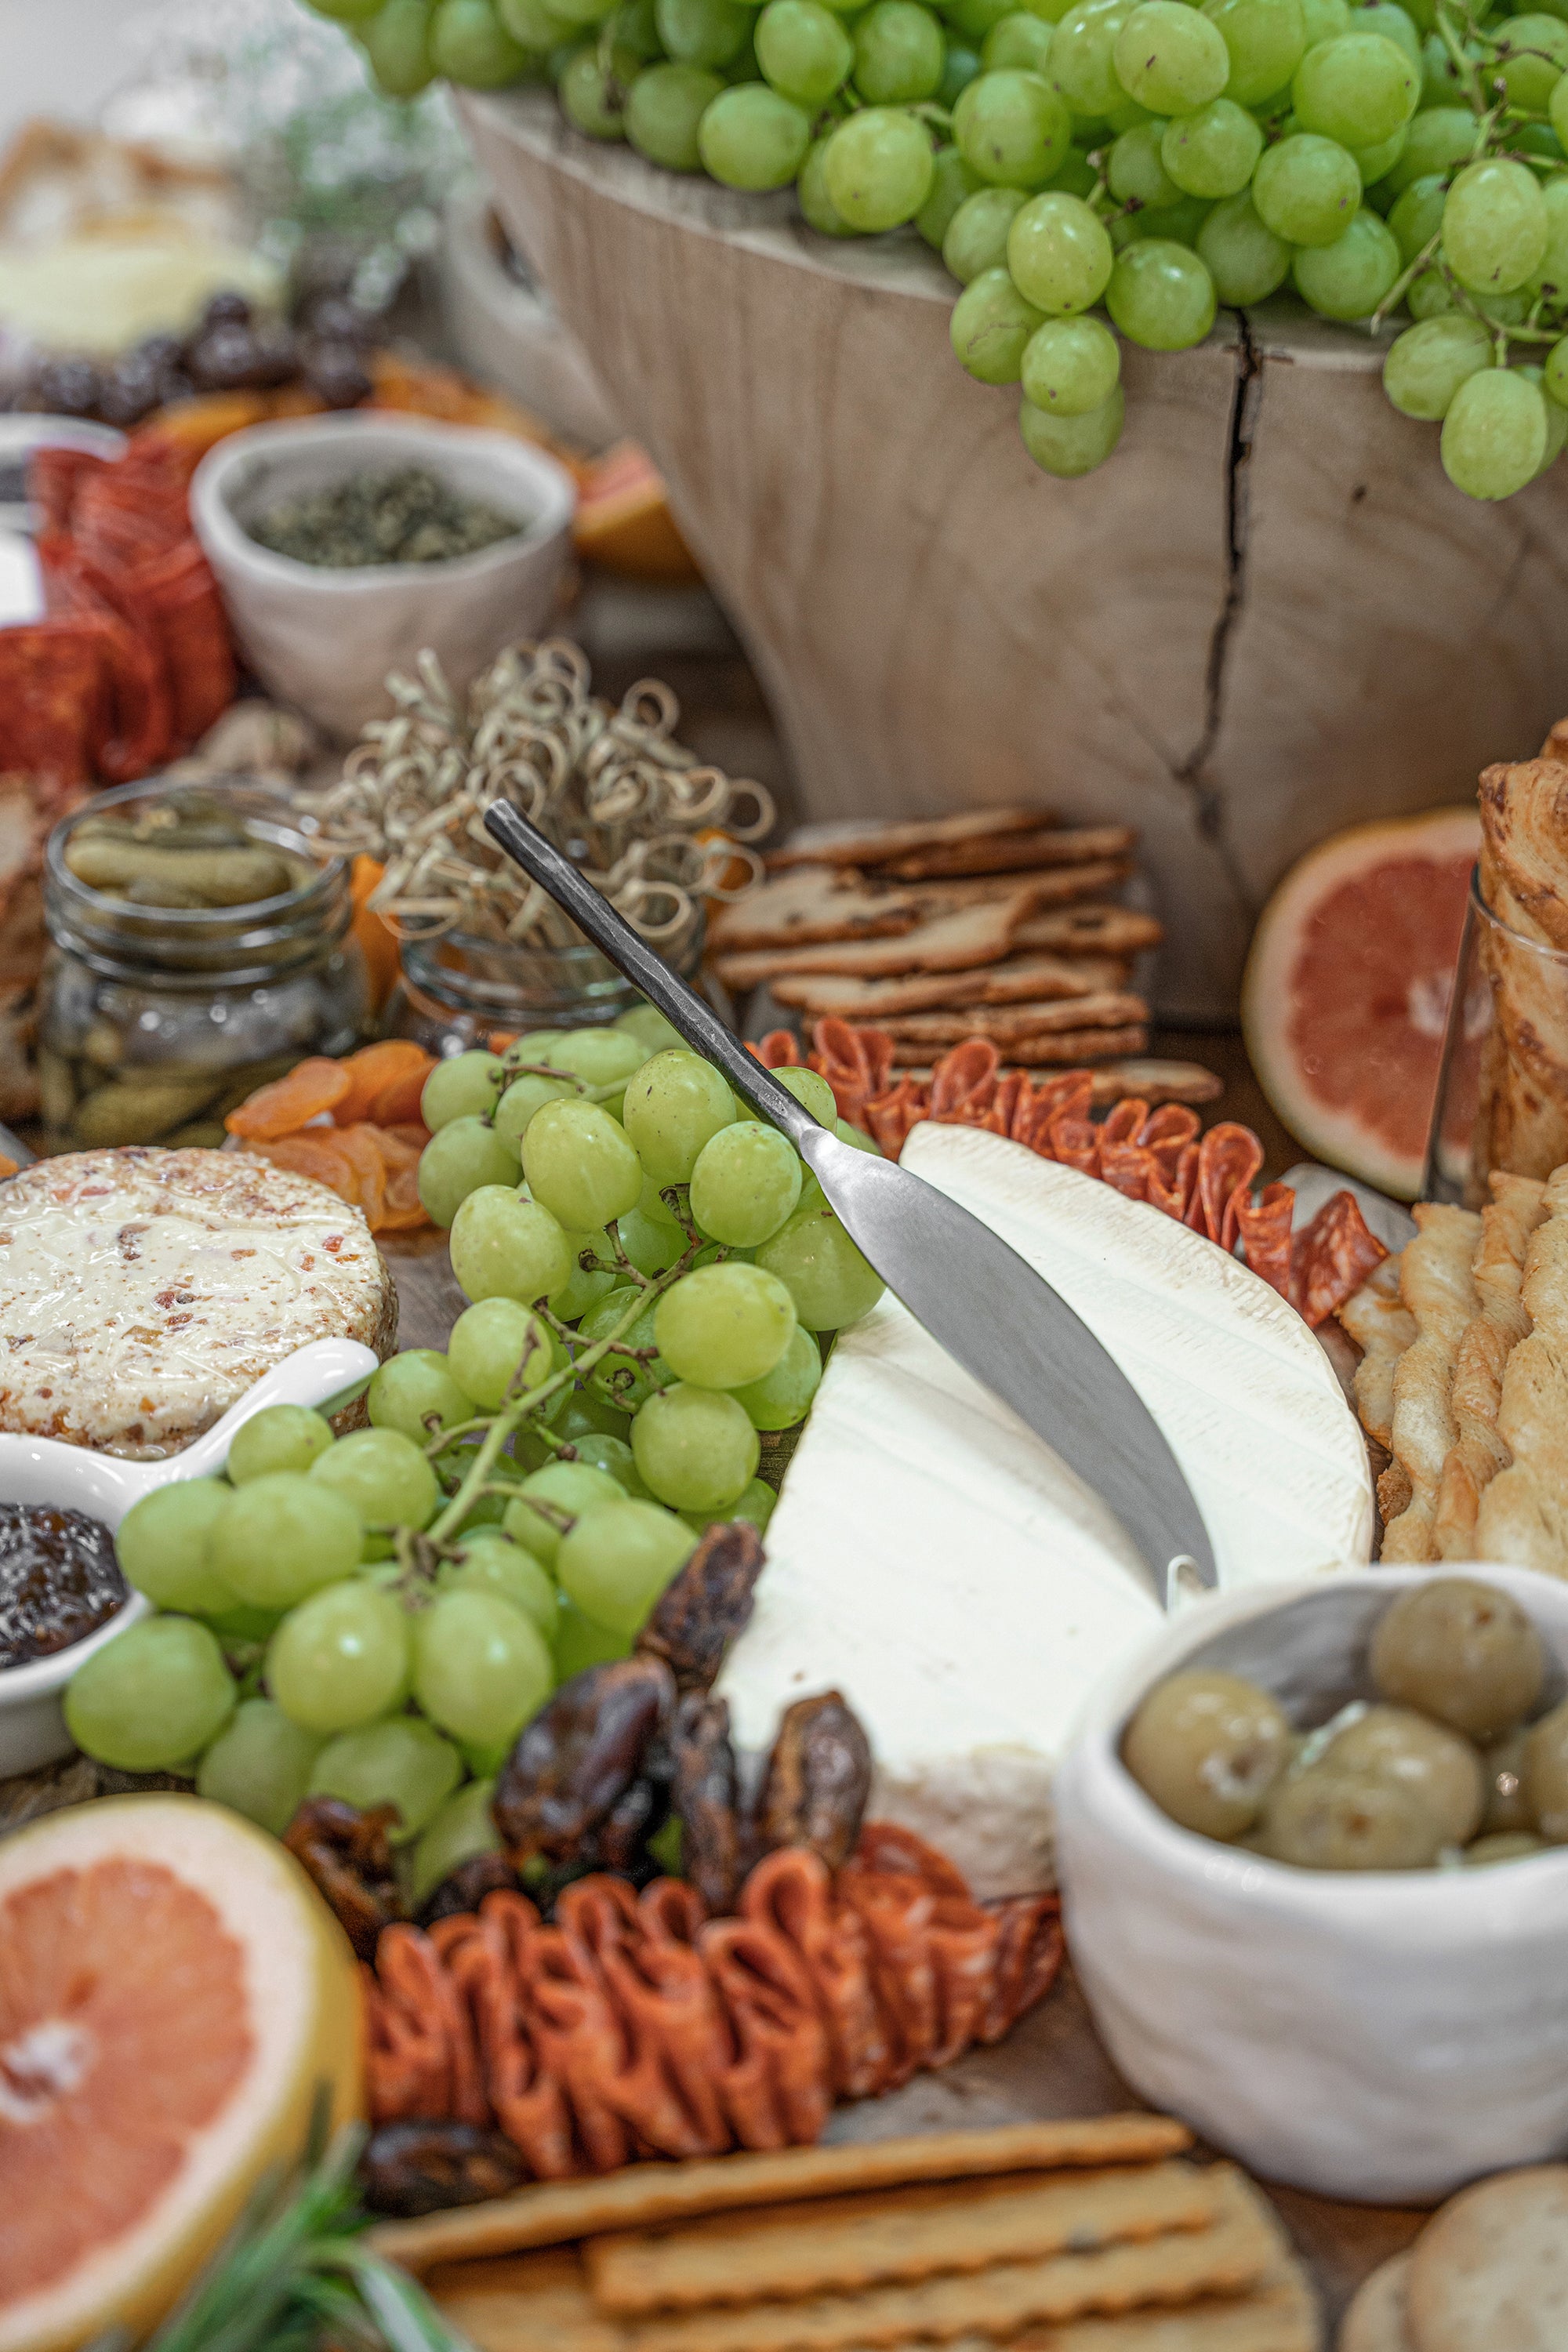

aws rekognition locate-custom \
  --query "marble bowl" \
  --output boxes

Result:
[1054,1565,1568,2204]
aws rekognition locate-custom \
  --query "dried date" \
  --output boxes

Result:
[282,1797,405,1959]
[757,1690,873,1874]
[670,1691,746,1917]
[360,2121,527,2216]
[417,1851,519,1926]
[492,1657,673,1866]
[634,1521,766,1696]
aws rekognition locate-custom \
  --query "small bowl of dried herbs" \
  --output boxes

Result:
[191,413,575,740]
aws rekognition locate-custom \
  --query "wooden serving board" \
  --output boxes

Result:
[380,1237,1425,2338]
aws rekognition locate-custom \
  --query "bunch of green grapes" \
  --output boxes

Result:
[303,0,1566,501]
[65,1004,883,1904]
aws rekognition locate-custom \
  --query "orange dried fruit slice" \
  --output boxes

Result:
[0,1795,361,2352]
[333,1040,433,1128]
[332,1123,390,1229]
[246,1131,361,1202]
[226,1057,352,1142]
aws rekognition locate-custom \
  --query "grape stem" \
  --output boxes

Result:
[1372,231,1442,329]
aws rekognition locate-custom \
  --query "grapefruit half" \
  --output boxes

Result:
[1242,807,1480,1201]
[0,1796,362,2352]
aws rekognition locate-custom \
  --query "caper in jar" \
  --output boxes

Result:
[1368,1577,1545,1740]
[1461,1832,1546,1867]
[1252,1769,1446,1871]
[1121,1669,1291,1839]
[1481,1727,1535,1836]
[1317,1704,1485,1847]
[1523,1697,1568,1844]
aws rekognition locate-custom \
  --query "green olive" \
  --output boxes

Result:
[1523,1697,1568,1843]
[1369,1577,1545,1740]
[1252,1769,1446,1871]
[1121,1669,1291,1838]
[1481,1727,1535,1835]
[1461,1832,1546,1867]
[1318,1704,1485,1847]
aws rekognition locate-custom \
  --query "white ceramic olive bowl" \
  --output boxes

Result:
[1054,1564,1568,2205]
[0,1336,377,1777]
[191,413,575,741]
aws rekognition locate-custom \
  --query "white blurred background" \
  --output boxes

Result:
[0,2,141,147]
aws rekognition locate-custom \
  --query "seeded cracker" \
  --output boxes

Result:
[1379,1203,1483,1561]
[1432,1172,1548,1558]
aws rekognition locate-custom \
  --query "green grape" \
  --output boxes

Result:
[1018,383,1126,471]
[1441,366,1550,498]
[1160,97,1261,196]
[939,39,984,100]
[1109,121,1183,206]
[1252,130,1361,243]
[1019,312,1120,411]
[309,1716,463,1842]
[699,82,814,183]
[1301,0,1349,36]
[227,1405,335,1487]
[1554,68,1568,147]
[1105,235,1216,343]
[610,0,664,55]
[554,1389,633,1442]
[556,1498,697,1634]
[1539,173,1568,294]
[450,1186,572,1306]
[654,1261,797,1388]
[754,1200,885,1330]
[615,1205,688,1276]
[949,266,1047,379]
[414,1590,553,1748]
[772,1065,837,1124]
[616,1004,687,1056]
[689,1120,803,1245]
[503,1461,626,1566]
[982,11,1057,68]
[1388,171,1447,262]
[1406,266,1457,317]
[1007,188,1115,310]
[1112,1,1229,109]
[568,1431,648,1493]
[361,0,439,94]
[1419,28,1468,107]
[554,1598,634,1672]
[1199,0,1303,99]
[209,1472,361,1610]
[946,0,1022,37]
[578,1287,671,1409]
[447,1298,554,1412]
[659,0,751,58]
[196,1698,325,1838]
[757,0,855,99]
[411,1778,502,1907]
[1292,31,1417,148]
[1051,0,1138,116]
[1349,122,1406,191]
[853,0,947,97]
[311,1428,439,1534]
[115,1479,236,1615]
[418,1117,522,1229]
[432,0,534,82]
[1353,0,1417,57]
[630,1383,760,1512]
[520,1098,642,1230]
[731,1323,823,1428]
[307,0,386,19]
[443,1530,560,1632]
[821,105,938,224]
[1196,188,1293,299]
[622,1051,738,1182]
[1493,13,1568,110]
[67,1617,235,1773]
[1047,143,1101,194]
[944,185,1029,275]
[733,1476,779,1532]
[1109,187,1210,243]
[1443,158,1549,296]
[1292,203,1399,314]
[1548,336,1568,408]
[1517,362,1568,471]
[916,145,985,245]
[549,1029,648,1087]
[493,1069,575,1150]
[1385,111,1473,207]
[551,1226,617,1320]
[368,1349,474,1444]
[799,136,862,231]
[561,43,628,129]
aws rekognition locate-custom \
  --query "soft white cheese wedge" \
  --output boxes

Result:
[718,1123,1374,1896]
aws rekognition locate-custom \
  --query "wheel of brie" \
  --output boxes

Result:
[0,1148,397,1460]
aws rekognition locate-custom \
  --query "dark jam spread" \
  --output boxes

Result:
[0,1504,128,1668]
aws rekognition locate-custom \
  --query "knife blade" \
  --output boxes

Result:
[483,800,1216,1606]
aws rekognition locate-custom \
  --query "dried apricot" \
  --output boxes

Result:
[249,1131,360,1200]
[334,1040,433,1127]
[333,1123,391,1227]
[227,1058,351,1141]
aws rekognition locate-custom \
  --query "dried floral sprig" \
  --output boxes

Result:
[302,639,774,955]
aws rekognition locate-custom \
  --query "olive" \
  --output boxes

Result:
[1461,1832,1546,1867]
[1523,1697,1568,1843]
[246,321,299,387]
[303,338,373,410]
[303,295,372,345]
[1369,1577,1545,1740]
[1121,1669,1291,1838]
[1253,1769,1446,1871]
[98,354,165,427]
[1481,1727,1535,1835]
[31,356,103,418]
[200,289,253,332]
[188,325,267,392]
[1318,1704,1485,1847]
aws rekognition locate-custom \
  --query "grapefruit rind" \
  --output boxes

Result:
[1241,808,1480,1203]
[0,1796,362,2352]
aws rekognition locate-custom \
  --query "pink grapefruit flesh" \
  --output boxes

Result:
[1242,808,1480,1201]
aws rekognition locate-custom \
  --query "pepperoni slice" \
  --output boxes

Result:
[1290,1189,1388,1326]
[927,1038,998,1119]
[1235,1181,1295,1298]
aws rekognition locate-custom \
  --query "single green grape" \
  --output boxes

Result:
[949,266,1047,380]
[853,0,947,99]
[688,1119,804,1246]
[578,1286,673,1410]
[561,43,628,131]
[982,12,1057,69]
[1252,130,1361,245]
[67,1616,236,1773]
[227,1404,335,1486]
[1492,12,1568,111]
[659,0,752,59]
[554,1596,634,1673]
[414,1590,554,1748]
[1547,336,1568,410]
[617,1004,688,1056]
[1443,158,1550,296]
[1441,366,1551,499]
[114,1479,235,1615]
[1387,170,1447,262]
[361,0,439,94]
[443,1530,560,1634]
[196,1697,325,1838]
[1200,0,1305,103]
[1019,312,1121,412]
[730,1323,824,1428]
[552,1225,618,1320]
[520,1098,642,1230]
[614,1205,687,1277]
[633,1381,761,1514]
[492,1068,575,1150]
[1418,26,1469,107]
[447,1298,554,1413]
[1537,173,1568,293]
[1007,187,1115,310]
[757,0,855,100]
[557,1498,698,1634]
[1112,0,1230,110]
[1292,204,1399,316]
[821,105,938,226]
[209,1472,362,1610]
[1291,31,1417,147]
[1348,120,1406,190]
[1105,236,1217,345]
[939,38,984,100]
[609,0,663,51]
[699,82,815,184]
[1195,189,1292,300]
[418,1116,522,1229]
[916,144,986,246]
[310,1428,439,1534]
[1051,0,1139,117]
[771,1065,837,1124]
[1018,384,1126,472]
[730,1476,779,1533]
[1301,0,1349,37]
[555,1389,633,1444]
[368,1349,474,1445]
[410,1778,502,1907]
[1160,96,1261,196]
[654,1261,798,1388]
[503,1461,627,1567]
[945,0,1023,38]
[1355,0,1419,59]
[431,1,534,89]
[754,1200,886,1330]
[943,183,1029,278]
[450,1185,573,1306]
[568,1431,649,1494]
[799,135,862,231]
[954,67,1073,184]
[1517,362,1568,473]
[622,1051,739,1183]
[309,1715,463,1843]
[1109,121,1182,208]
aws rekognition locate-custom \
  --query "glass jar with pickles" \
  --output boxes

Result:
[39,779,368,1152]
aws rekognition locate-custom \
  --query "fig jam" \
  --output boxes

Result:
[0,1504,128,1668]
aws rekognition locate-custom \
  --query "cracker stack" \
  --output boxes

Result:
[1339,2163,1568,2350]
[376,2119,1320,2352]
[707,810,1162,1070]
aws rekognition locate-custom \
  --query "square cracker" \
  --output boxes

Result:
[768,811,1051,871]
[707,868,920,953]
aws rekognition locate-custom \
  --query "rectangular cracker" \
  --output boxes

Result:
[707,868,921,953]
[1380,1201,1483,1563]
[891,1028,1149,1067]
[712,898,1033,992]
[370,2118,1195,2274]
[908,865,1134,915]
[428,2249,624,2352]
[880,826,1137,883]
[1009,906,1165,958]
[768,810,1052,871]
[1091,1059,1222,1107]
[617,2167,1276,2352]
[877,994,1149,1043]
[1476,1160,1568,1573]
[1336,1253,1415,1453]
[1432,1171,1548,1559]
[586,2164,1224,2317]
[1017,2272,1319,2352]
[768,956,1130,1018]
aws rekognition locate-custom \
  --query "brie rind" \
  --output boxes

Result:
[718,1123,1374,1896]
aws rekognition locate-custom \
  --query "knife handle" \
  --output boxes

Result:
[484,802,818,1151]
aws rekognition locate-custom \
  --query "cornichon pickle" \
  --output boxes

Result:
[65,838,299,908]
[72,1075,224,1147]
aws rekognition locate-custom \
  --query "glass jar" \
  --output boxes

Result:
[385,920,703,1056]
[39,777,368,1152]
[1425,872,1568,1204]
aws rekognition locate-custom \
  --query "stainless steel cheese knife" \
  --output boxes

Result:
[485,802,1217,1607]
